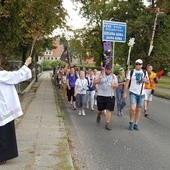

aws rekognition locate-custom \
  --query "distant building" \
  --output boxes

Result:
[71,56,95,66]
[38,39,64,63]
[83,57,95,65]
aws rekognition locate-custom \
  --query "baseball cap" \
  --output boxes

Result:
[105,63,112,70]
[100,66,105,70]
[135,59,143,64]
[119,67,124,71]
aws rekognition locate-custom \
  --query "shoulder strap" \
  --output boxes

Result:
[140,70,147,95]
[143,70,146,77]
[130,69,134,78]
[128,69,134,89]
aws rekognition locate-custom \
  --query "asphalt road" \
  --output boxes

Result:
[63,93,170,170]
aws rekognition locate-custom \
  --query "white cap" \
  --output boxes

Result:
[135,59,143,64]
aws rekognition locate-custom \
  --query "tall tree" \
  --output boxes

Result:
[72,0,170,71]
[0,0,66,64]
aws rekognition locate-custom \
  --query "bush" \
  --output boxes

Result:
[41,60,65,71]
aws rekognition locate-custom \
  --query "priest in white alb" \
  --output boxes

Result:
[0,57,32,165]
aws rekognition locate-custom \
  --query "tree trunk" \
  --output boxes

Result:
[21,46,28,64]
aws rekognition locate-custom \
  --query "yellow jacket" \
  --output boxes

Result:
[145,71,156,89]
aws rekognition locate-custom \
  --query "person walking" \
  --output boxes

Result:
[62,68,68,98]
[74,71,88,116]
[144,64,158,117]
[116,67,126,116]
[66,67,78,109]
[123,59,149,131]
[94,63,118,130]
[0,57,32,165]
[86,70,96,111]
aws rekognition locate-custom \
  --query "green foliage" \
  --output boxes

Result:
[0,0,67,62]
[68,30,87,64]
[74,64,100,71]
[41,60,65,71]
[156,76,170,89]
[71,0,170,71]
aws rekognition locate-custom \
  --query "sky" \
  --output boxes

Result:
[61,0,150,29]
[53,0,150,37]
[62,0,87,30]
[52,0,87,37]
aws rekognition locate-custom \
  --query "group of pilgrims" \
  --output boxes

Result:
[53,65,126,116]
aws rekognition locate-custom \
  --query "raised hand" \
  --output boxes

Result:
[24,57,32,66]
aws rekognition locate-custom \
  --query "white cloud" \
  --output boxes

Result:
[62,0,87,29]
[52,0,87,37]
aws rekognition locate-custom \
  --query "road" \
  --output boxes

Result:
[62,93,170,170]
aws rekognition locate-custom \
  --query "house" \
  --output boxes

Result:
[38,39,64,63]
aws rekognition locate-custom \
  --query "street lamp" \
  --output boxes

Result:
[127,37,135,72]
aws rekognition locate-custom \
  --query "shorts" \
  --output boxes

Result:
[97,96,115,111]
[129,92,145,107]
[144,89,153,101]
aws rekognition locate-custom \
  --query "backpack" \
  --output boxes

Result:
[128,69,146,89]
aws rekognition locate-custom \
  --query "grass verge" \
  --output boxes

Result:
[155,76,170,100]
[156,76,170,89]
[51,77,77,169]
[56,139,73,170]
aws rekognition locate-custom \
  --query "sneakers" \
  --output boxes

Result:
[117,111,121,116]
[144,110,148,117]
[78,110,85,116]
[68,103,72,108]
[120,111,124,116]
[73,106,76,110]
[78,110,81,116]
[129,122,134,131]
[129,122,140,131]
[117,111,123,116]
[96,115,101,123]
[82,110,86,116]
[105,123,111,130]
[91,107,94,111]
[144,113,148,117]
[133,124,140,131]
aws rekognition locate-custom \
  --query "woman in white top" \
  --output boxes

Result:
[74,71,88,116]
[86,70,96,111]
[0,57,32,165]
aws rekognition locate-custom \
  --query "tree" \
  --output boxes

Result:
[67,29,87,64]
[72,0,170,71]
[72,0,153,66]
[0,0,67,65]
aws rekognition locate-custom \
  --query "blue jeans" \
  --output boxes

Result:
[116,88,126,111]
[129,92,145,107]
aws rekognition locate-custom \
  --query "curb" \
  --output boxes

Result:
[52,77,75,170]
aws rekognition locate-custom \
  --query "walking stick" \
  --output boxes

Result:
[29,36,37,58]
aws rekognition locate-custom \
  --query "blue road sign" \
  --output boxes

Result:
[102,20,127,43]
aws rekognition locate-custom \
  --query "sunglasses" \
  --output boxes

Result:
[135,63,142,65]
